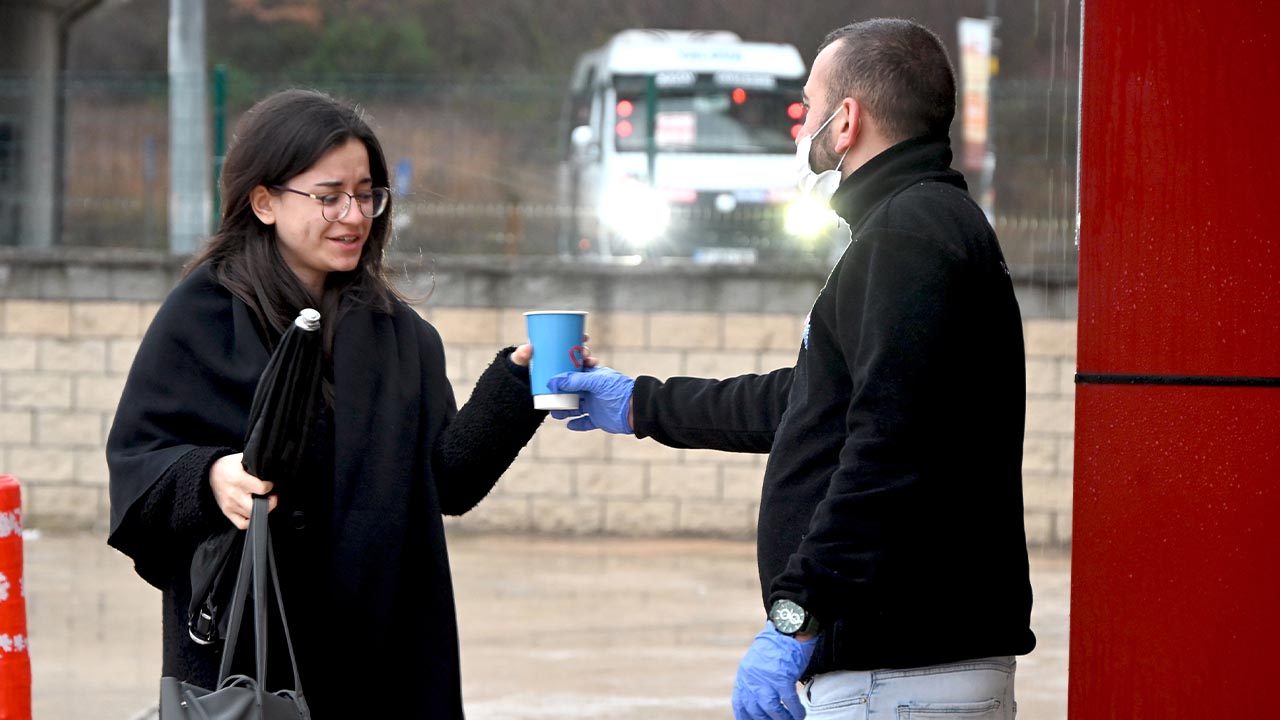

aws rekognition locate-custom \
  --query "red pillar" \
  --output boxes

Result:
[1071,2,1280,717]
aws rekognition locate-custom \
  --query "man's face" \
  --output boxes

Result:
[799,41,845,172]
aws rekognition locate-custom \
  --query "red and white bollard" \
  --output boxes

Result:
[0,475,31,720]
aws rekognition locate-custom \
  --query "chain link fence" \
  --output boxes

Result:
[4,72,1078,277]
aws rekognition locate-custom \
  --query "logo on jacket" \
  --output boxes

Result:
[802,313,811,350]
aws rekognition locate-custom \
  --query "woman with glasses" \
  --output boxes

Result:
[106,89,554,717]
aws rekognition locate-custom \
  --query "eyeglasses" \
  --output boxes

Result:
[271,185,390,222]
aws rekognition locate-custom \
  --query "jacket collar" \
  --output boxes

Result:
[828,135,966,233]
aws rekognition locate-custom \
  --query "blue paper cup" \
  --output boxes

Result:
[524,311,588,410]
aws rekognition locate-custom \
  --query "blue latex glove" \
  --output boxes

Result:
[546,367,635,434]
[732,622,818,720]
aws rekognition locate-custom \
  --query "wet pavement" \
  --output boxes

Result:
[24,532,1069,719]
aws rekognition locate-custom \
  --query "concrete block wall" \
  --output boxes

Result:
[0,250,1077,546]
[0,298,159,529]
[1021,319,1077,546]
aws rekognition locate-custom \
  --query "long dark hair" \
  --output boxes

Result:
[188,89,398,367]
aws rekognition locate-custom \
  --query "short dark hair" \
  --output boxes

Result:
[818,19,956,142]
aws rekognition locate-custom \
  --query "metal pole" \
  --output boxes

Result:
[168,0,210,254]
[212,63,226,230]
[645,74,657,187]
[984,0,1000,221]
[0,5,60,247]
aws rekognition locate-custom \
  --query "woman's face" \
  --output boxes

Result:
[252,138,374,297]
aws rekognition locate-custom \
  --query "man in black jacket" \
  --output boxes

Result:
[548,18,1034,720]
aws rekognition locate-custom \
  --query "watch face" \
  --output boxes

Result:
[770,599,806,635]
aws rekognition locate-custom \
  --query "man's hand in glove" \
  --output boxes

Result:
[546,367,635,434]
[732,622,818,720]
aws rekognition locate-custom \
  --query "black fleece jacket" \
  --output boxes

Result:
[632,137,1036,672]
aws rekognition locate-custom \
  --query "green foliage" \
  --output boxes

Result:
[204,4,439,109]
[297,11,435,77]
[216,64,274,119]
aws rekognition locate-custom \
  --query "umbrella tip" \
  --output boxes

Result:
[295,309,321,332]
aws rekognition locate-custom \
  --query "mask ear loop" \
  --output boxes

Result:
[832,109,851,174]
[821,104,852,175]
[835,148,850,173]
[813,104,842,137]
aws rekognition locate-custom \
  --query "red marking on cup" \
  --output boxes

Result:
[569,345,586,369]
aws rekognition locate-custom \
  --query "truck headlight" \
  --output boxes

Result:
[784,196,838,239]
[600,181,671,246]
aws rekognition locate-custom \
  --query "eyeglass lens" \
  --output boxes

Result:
[321,188,390,222]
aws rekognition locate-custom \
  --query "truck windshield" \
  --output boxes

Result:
[612,73,804,154]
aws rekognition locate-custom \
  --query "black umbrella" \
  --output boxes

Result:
[188,308,324,646]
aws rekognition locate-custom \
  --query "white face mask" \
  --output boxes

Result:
[795,105,850,201]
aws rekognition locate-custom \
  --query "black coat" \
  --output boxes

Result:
[632,137,1035,673]
[107,264,545,717]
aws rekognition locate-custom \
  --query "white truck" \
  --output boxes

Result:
[558,29,841,262]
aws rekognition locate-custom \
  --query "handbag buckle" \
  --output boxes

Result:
[188,605,218,646]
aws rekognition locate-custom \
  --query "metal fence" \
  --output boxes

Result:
[6,72,1078,277]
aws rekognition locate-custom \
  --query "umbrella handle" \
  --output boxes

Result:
[295,309,321,331]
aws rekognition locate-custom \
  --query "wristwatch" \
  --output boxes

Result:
[769,598,820,637]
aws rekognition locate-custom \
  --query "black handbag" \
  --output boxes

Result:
[160,497,311,719]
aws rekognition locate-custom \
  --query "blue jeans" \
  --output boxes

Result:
[801,656,1016,719]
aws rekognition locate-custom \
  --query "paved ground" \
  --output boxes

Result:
[23,532,1069,719]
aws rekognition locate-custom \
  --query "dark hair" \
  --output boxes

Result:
[187,89,397,363]
[818,19,956,142]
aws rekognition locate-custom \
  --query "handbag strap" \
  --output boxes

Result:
[250,496,269,701]
[215,496,307,702]
[217,511,255,683]
[264,502,306,698]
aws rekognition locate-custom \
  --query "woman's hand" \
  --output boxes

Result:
[511,333,599,368]
[209,452,277,530]
[510,344,533,367]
